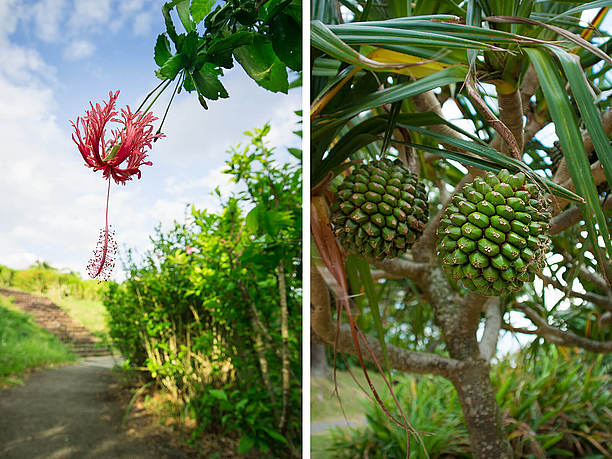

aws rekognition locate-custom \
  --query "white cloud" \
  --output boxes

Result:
[68,0,112,30]
[133,9,155,36]
[63,39,95,60]
[33,0,67,42]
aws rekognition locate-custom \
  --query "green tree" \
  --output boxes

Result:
[310,1,612,457]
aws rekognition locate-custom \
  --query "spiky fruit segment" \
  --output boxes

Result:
[331,159,429,260]
[436,169,551,296]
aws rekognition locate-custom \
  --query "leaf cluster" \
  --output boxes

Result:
[155,0,301,109]
[327,348,612,457]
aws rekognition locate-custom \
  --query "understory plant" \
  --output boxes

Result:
[326,347,611,458]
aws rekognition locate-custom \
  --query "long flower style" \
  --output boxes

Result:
[71,90,165,280]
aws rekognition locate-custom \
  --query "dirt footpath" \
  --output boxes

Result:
[0,357,186,459]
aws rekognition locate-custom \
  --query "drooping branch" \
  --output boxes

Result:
[537,272,612,311]
[311,268,465,377]
[515,304,612,353]
[479,298,502,361]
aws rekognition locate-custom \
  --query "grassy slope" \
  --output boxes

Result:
[0,295,76,386]
[46,293,109,335]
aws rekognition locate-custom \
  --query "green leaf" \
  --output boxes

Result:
[550,47,612,213]
[546,0,612,23]
[287,148,302,159]
[352,254,391,378]
[237,435,255,453]
[262,427,289,444]
[269,13,302,71]
[526,48,612,263]
[234,36,289,93]
[208,389,227,400]
[190,0,215,24]
[176,0,195,32]
[154,34,173,67]
[158,54,183,79]
[245,206,261,233]
[208,30,255,55]
[191,63,228,100]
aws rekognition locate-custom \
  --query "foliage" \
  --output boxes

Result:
[0,295,76,386]
[0,262,103,301]
[326,348,612,458]
[154,0,301,109]
[104,126,301,456]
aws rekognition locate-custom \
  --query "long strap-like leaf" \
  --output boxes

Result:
[525,48,612,280]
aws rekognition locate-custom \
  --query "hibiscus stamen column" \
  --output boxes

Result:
[87,179,117,280]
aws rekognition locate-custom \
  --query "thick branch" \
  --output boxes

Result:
[516,304,612,353]
[465,75,521,159]
[479,298,501,361]
[372,258,428,280]
[551,160,607,213]
[550,195,612,233]
[497,88,524,156]
[310,267,464,377]
[552,108,612,195]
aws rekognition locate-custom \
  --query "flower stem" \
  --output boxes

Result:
[135,79,168,114]
[139,79,173,116]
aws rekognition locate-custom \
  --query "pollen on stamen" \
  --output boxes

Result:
[87,225,117,281]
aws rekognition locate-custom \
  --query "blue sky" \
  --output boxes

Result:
[0,0,301,279]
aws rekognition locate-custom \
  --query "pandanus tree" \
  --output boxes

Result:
[310,1,612,456]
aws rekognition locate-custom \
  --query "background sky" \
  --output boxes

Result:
[0,0,301,280]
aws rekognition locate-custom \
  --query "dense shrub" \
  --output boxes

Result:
[104,126,301,456]
[327,347,612,457]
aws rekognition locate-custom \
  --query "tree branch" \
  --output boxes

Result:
[550,195,612,234]
[552,108,612,197]
[465,74,521,160]
[497,87,524,156]
[551,160,607,213]
[371,258,428,280]
[537,272,612,311]
[562,253,610,293]
[311,267,465,377]
[479,298,501,361]
[515,304,612,353]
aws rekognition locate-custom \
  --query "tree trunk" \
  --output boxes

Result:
[451,360,511,458]
[419,265,512,459]
[277,261,290,433]
[310,337,329,377]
